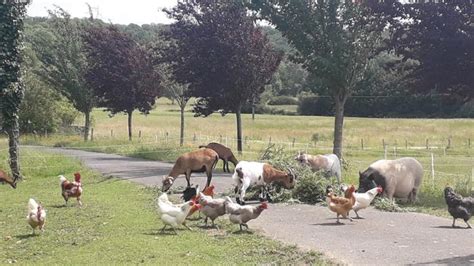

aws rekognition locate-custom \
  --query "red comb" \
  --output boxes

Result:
[260,202,268,209]
[74,172,81,182]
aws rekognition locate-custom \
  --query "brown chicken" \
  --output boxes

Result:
[59,173,83,206]
[0,169,16,189]
[327,185,356,223]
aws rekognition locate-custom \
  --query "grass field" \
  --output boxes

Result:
[7,98,474,215]
[0,147,326,264]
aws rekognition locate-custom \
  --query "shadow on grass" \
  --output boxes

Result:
[15,233,38,239]
[48,204,67,208]
[231,230,254,235]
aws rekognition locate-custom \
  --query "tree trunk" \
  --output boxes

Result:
[127,110,133,141]
[84,111,90,141]
[333,95,346,159]
[180,105,185,147]
[251,97,255,121]
[236,106,243,154]
[7,118,21,182]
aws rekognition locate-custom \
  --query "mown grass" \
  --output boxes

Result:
[0,147,327,264]
[8,97,474,216]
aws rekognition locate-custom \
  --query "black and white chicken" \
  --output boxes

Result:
[444,187,473,229]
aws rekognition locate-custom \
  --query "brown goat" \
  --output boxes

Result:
[162,148,219,192]
[199,142,238,173]
[0,169,16,189]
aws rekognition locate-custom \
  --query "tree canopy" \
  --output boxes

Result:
[83,24,161,140]
[164,0,282,152]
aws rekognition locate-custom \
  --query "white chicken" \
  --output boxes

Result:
[157,193,197,234]
[342,185,383,218]
[224,196,268,231]
[198,192,226,229]
[26,198,46,234]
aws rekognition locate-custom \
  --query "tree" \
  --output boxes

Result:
[392,1,473,103]
[83,25,161,141]
[249,0,401,158]
[165,0,282,153]
[29,8,96,141]
[0,1,29,185]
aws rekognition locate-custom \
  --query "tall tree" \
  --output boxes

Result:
[392,1,473,103]
[83,25,161,141]
[29,8,96,141]
[165,0,282,153]
[249,0,401,158]
[0,1,30,185]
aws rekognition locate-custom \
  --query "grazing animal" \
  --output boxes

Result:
[199,142,238,173]
[444,187,473,229]
[60,173,83,207]
[26,198,46,234]
[162,148,219,192]
[224,196,268,231]
[358,157,423,202]
[232,161,296,205]
[0,170,16,189]
[295,151,342,182]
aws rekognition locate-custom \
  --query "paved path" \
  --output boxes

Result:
[28,146,474,265]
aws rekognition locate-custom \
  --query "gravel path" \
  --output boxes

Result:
[28,146,474,265]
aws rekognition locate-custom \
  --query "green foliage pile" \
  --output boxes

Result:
[259,144,336,204]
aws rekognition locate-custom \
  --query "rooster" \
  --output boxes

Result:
[26,198,46,234]
[327,185,356,223]
[185,185,215,217]
[342,184,383,219]
[224,196,268,231]
[59,173,83,207]
[158,193,199,234]
[444,187,473,229]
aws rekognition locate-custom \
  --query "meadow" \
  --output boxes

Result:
[13,98,474,215]
[0,147,325,264]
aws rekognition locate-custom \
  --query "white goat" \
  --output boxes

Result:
[232,161,296,205]
[295,151,342,182]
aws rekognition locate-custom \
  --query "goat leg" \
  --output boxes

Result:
[465,220,471,229]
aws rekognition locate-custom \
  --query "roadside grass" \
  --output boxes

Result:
[8,97,474,216]
[0,147,328,264]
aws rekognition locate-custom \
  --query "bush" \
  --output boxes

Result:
[267,96,299,105]
[297,95,333,116]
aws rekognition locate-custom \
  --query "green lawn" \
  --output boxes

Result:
[0,147,326,264]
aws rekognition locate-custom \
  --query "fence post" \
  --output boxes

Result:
[155,135,158,143]
[111,129,114,138]
[405,139,408,150]
[268,137,272,145]
[139,130,142,139]
[91,128,94,141]
[292,138,296,148]
[193,133,197,143]
[361,139,364,150]
[382,139,385,149]
[426,139,429,149]
[447,137,451,149]
[244,136,248,146]
[431,153,435,189]
[469,138,471,149]
[225,136,228,147]
[44,129,48,138]
[165,132,168,143]
[393,146,397,157]
[219,135,222,143]
[384,144,387,159]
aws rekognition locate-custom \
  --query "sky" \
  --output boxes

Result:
[27,0,177,25]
